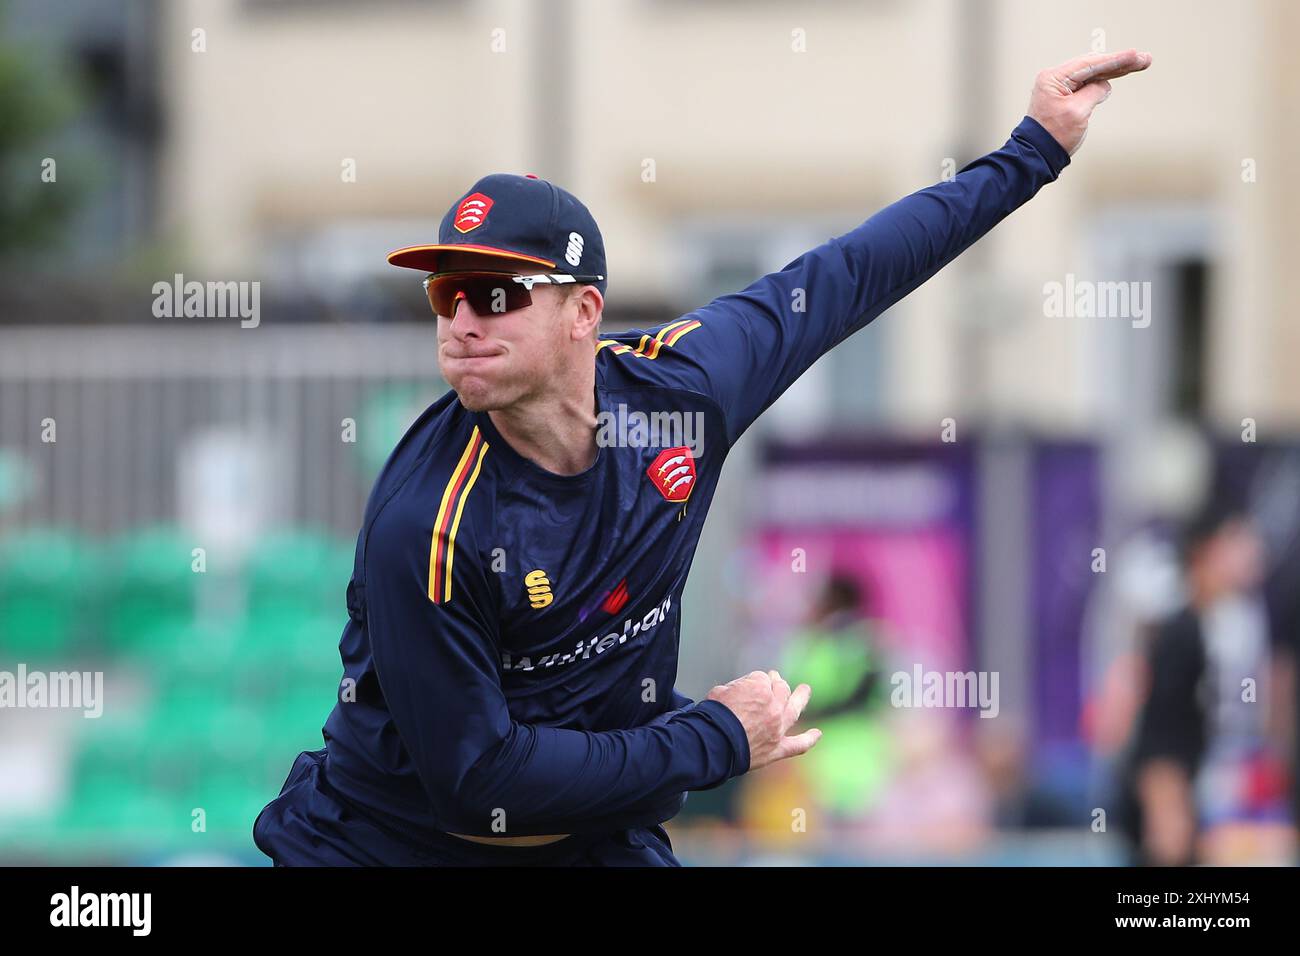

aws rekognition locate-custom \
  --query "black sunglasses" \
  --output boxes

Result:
[421,271,604,318]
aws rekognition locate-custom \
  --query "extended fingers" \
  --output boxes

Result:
[1058,48,1152,90]
[785,682,812,722]
[776,727,822,760]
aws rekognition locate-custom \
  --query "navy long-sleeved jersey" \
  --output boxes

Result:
[254,116,1069,854]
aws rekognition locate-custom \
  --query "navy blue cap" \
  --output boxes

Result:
[387,173,607,295]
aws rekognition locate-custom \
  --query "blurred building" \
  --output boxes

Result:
[139,0,1300,437]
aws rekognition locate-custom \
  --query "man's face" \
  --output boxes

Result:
[432,253,577,412]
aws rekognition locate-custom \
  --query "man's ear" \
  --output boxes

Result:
[570,286,603,342]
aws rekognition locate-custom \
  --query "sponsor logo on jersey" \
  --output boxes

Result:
[501,592,672,673]
[453,193,493,233]
[524,568,554,609]
[577,577,630,623]
[646,446,696,502]
[600,578,630,615]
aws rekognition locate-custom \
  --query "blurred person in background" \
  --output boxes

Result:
[775,572,895,826]
[1115,505,1290,865]
[750,570,998,856]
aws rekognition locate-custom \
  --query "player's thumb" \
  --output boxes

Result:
[1074,78,1113,113]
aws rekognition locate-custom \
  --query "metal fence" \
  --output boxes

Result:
[0,324,444,537]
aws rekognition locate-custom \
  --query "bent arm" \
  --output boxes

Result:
[364,525,749,836]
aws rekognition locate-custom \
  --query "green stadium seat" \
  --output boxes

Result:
[150,619,243,689]
[101,526,199,656]
[0,528,96,661]
[245,529,353,621]
[229,608,342,699]
[266,686,332,756]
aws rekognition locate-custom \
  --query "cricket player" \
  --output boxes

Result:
[254,49,1152,866]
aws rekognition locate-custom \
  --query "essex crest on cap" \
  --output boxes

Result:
[453,193,493,233]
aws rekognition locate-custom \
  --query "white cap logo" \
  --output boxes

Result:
[565,232,584,267]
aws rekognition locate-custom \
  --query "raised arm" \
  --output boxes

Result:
[650,49,1152,444]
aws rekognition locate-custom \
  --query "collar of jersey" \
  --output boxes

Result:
[472,381,608,486]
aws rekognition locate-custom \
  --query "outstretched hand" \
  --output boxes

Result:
[707,669,821,771]
[1028,48,1153,156]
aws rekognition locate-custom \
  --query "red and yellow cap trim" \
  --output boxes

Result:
[388,243,556,273]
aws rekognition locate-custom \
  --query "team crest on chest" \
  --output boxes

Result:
[646,446,696,502]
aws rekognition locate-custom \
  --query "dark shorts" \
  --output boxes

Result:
[253,750,681,867]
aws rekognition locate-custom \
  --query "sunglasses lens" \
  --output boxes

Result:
[425,274,532,318]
